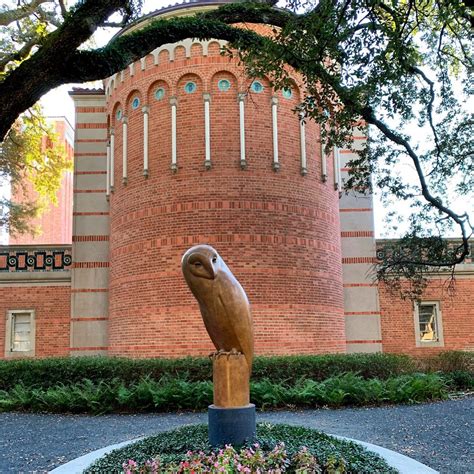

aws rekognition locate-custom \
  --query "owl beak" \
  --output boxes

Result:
[204,260,216,280]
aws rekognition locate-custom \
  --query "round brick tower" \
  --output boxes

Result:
[105,1,345,357]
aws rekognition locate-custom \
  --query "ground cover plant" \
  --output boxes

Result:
[0,352,471,414]
[85,423,398,473]
[0,372,454,414]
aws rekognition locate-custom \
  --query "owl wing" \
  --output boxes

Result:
[198,301,222,351]
[216,272,254,373]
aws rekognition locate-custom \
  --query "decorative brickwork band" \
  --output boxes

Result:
[73,262,110,268]
[72,235,109,242]
[341,231,375,238]
[342,257,378,264]
[339,208,372,212]
[0,248,72,272]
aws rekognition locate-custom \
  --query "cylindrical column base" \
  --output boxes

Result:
[208,404,256,447]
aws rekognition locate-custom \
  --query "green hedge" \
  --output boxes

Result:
[0,352,471,414]
[0,352,424,390]
[1,351,472,391]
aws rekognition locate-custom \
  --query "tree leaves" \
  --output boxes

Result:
[0,104,71,236]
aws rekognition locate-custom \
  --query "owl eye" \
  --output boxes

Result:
[212,256,217,263]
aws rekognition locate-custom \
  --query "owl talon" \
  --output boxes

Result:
[210,349,242,359]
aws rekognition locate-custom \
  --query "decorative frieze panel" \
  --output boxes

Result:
[0,247,72,272]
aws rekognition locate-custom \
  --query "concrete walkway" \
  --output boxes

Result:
[0,397,471,473]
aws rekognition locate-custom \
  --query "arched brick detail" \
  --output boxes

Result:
[191,42,203,57]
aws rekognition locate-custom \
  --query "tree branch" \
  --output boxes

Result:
[0,35,40,72]
[410,66,442,165]
[0,0,52,26]
[288,57,472,267]
[0,0,132,139]
[0,1,286,140]
[58,0,67,18]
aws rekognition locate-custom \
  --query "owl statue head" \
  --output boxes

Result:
[182,244,222,283]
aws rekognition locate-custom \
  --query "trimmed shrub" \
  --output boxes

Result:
[0,356,212,391]
[421,350,474,373]
[0,353,418,391]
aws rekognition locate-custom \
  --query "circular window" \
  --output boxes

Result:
[116,109,122,120]
[184,81,197,94]
[282,88,293,99]
[218,79,231,92]
[251,81,264,93]
[131,97,140,109]
[155,88,165,100]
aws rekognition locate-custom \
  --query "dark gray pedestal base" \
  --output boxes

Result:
[208,404,256,446]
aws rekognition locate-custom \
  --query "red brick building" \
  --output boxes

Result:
[1,0,472,359]
[8,117,74,246]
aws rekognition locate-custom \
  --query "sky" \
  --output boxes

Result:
[5,0,473,242]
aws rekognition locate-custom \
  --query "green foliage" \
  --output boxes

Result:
[0,355,212,390]
[0,352,469,414]
[421,350,474,373]
[0,104,71,235]
[0,372,450,414]
[86,423,396,473]
[252,352,416,382]
[0,353,416,390]
[0,1,60,76]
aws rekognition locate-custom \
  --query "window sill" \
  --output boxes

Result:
[4,350,36,358]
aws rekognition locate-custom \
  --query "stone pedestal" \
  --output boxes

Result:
[208,404,256,446]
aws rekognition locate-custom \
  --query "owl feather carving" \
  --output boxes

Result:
[182,245,254,372]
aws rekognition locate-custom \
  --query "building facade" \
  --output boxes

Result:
[8,117,74,246]
[1,0,472,359]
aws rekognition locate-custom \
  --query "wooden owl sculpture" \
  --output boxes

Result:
[182,245,254,372]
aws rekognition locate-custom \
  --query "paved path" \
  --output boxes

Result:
[0,397,472,473]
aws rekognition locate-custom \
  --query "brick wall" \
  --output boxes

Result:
[105,35,346,357]
[379,277,474,355]
[0,285,70,358]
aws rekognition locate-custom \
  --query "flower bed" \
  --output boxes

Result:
[85,423,397,473]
